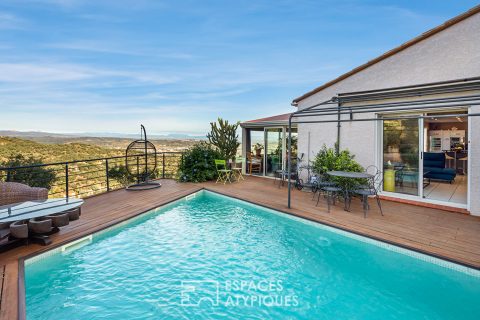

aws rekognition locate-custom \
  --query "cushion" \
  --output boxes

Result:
[424,167,456,176]
[424,160,444,169]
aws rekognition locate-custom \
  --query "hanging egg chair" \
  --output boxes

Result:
[125,125,161,191]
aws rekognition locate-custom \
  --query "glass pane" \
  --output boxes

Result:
[265,128,283,177]
[286,127,298,170]
[248,129,264,175]
[383,119,419,196]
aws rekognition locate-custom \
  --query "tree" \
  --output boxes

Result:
[207,118,240,160]
[0,154,56,189]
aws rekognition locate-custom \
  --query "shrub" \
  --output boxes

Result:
[312,144,364,190]
[177,142,222,182]
[0,154,56,189]
[108,165,136,186]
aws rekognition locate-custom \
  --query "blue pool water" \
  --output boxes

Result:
[25,191,480,319]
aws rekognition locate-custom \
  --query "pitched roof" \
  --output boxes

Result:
[244,113,291,123]
[292,4,480,104]
[240,113,293,127]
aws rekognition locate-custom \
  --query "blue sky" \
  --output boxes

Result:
[0,0,477,135]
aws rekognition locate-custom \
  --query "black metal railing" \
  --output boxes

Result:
[0,152,183,198]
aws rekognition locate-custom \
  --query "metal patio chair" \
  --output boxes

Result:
[316,182,343,213]
[311,174,337,200]
[214,159,232,184]
[353,165,384,218]
[232,157,245,181]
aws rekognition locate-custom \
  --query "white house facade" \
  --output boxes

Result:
[242,6,480,215]
[291,7,480,215]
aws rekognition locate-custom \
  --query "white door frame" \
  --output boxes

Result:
[418,118,424,199]
[467,107,472,212]
[377,114,423,197]
[377,110,469,209]
[264,126,284,177]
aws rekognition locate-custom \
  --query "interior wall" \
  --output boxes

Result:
[425,122,467,131]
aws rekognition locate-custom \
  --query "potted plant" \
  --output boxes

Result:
[254,143,264,157]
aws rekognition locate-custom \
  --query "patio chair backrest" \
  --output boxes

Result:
[365,165,382,189]
[235,157,245,163]
[214,159,227,170]
[234,157,245,168]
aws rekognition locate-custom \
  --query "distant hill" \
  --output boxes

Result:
[0,136,124,163]
[0,130,200,152]
[0,135,198,164]
[0,130,206,140]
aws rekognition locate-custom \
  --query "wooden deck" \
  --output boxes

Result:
[2,176,480,319]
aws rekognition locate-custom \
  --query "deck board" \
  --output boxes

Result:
[1,177,480,319]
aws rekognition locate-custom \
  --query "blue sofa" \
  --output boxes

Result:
[423,152,456,183]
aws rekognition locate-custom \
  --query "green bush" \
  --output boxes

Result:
[177,142,222,182]
[108,165,136,186]
[0,154,56,189]
[312,144,364,190]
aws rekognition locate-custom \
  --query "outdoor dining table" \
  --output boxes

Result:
[0,197,84,245]
[326,171,374,211]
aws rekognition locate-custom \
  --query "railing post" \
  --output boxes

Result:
[106,159,110,192]
[6,169,11,182]
[136,156,140,184]
[65,163,69,198]
[162,153,166,178]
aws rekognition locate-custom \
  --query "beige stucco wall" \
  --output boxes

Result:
[295,12,480,214]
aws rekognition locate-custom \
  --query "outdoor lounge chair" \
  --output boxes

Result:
[215,159,232,184]
[0,182,48,206]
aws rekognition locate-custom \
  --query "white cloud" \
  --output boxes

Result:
[0,62,179,85]
[0,12,26,29]
[0,63,92,82]
[47,40,195,59]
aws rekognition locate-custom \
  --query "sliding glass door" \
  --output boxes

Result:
[246,126,296,177]
[265,128,283,177]
[382,119,420,196]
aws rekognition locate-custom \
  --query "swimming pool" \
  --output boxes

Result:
[25,190,480,319]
